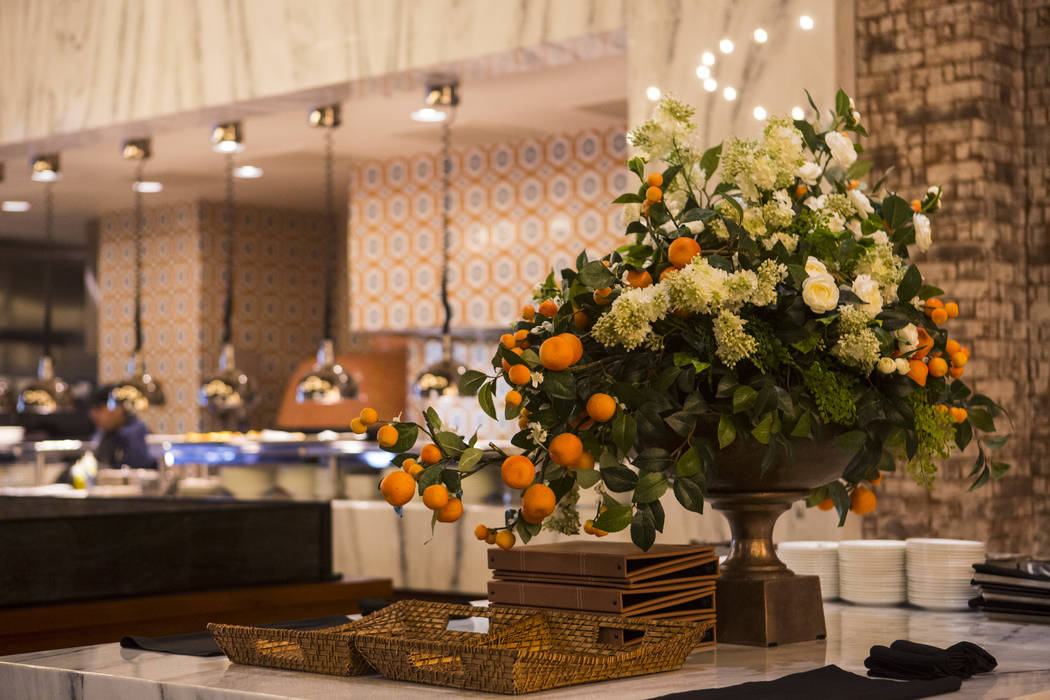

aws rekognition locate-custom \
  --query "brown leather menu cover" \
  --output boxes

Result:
[491,553,718,589]
[487,580,716,615]
[486,542,715,581]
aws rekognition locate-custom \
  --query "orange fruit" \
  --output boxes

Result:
[501,346,524,372]
[626,269,653,288]
[538,299,559,318]
[359,407,378,426]
[645,185,663,202]
[549,433,583,467]
[817,498,834,511]
[500,333,515,349]
[521,305,535,321]
[659,267,678,281]
[646,172,663,187]
[586,393,617,422]
[377,424,399,448]
[485,531,498,545]
[795,184,808,199]
[925,297,944,309]
[907,359,929,387]
[962,347,970,358]
[584,519,595,534]
[931,308,948,324]
[950,351,968,368]
[474,524,489,540]
[508,363,532,385]
[521,483,556,524]
[436,497,463,522]
[539,336,574,371]
[557,333,584,364]
[403,461,424,477]
[911,199,922,212]
[593,527,609,537]
[573,311,590,329]
[420,444,442,464]
[950,407,968,423]
[668,237,702,269]
[422,483,450,510]
[571,451,596,470]
[928,357,949,378]
[846,179,860,190]
[505,390,522,407]
[593,287,614,306]
[850,486,877,515]
[945,302,959,318]
[380,470,415,506]
[501,455,535,489]
[949,366,964,378]
[495,530,516,550]
[514,329,529,343]
[869,473,883,485]
[945,339,962,355]
[350,418,367,434]
[913,328,934,360]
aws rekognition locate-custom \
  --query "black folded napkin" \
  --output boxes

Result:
[865,639,997,681]
[120,613,355,657]
[649,665,962,699]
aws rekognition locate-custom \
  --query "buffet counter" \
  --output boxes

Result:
[2,603,1047,699]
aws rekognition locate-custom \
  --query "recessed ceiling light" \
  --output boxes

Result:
[132,181,163,193]
[792,106,806,120]
[410,107,447,122]
[799,15,815,30]
[233,165,263,179]
[753,106,768,120]
[695,65,711,79]
[1,201,30,212]
[701,52,716,66]
[723,87,737,101]
[754,28,768,43]
[719,38,734,54]
[703,78,718,92]
[646,86,662,102]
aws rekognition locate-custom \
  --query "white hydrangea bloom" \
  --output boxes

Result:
[591,285,669,350]
[832,327,881,373]
[713,311,757,368]
[664,189,688,217]
[621,203,641,226]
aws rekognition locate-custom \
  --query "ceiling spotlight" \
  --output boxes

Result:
[646,86,662,102]
[701,51,716,66]
[753,106,768,120]
[233,165,264,179]
[703,78,718,92]
[799,15,815,30]
[2,201,30,212]
[719,38,734,54]
[132,181,163,193]
[211,122,244,153]
[754,28,769,43]
[792,106,806,120]
[410,107,448,122]
[308,104,342,128]
[723,87,737,101]
[30,154,60,182]
[696,65,711,79]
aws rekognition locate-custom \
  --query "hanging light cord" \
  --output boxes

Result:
[323,127,335,341]
[133,161,144,352]
[439,114,455,341]
[221,152,235,345]
[42,182,54,358]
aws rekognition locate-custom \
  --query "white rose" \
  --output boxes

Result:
[826,212,845,232]
[825,131,857,168]
[622,203,641,226]
[848,188,874,216]
[871,230,889,245]
[895,357,911,375]
[797,162,822,186]
[802,273,840,314]
[852,110,862,123]
[852,274,884,316]
[804,256,828,277]
[804,195,825,211]
[914,213,932,252]
[685,220,705,234]
[877,357,897,374]
[894,323,919,352]
[846,219,863,240]
[665,189,688,217]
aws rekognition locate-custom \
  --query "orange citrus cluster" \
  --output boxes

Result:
[818,473,882,515]
[902,298,969,387]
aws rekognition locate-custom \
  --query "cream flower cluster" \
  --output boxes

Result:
[831,304,880,373]
[855,239,905,305]
[722,117,805,203]
[591,285,669,351]
[713,311,758,368]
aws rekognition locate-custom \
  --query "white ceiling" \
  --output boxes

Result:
[0,54,627,243]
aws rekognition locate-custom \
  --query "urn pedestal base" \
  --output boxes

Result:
[715,574,826,646]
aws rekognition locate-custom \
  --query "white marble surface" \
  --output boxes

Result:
[2,604,1049,699]
[331,496,861,595]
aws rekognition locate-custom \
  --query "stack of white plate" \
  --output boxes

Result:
[906,538,986,610]
[838,540,907,605]
[777,541,840,600]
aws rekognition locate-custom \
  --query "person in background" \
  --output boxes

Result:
[88,384,155,469]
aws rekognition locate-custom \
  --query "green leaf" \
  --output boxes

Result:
[458,370,487,397]
[665,410,697,437]
[673,352,710,375]
[578,260,616,290]
[477,382,497,420]
[720,196,744,223]
[969,467,990,491]
[458,447,483,472]
[416,465,444,493]
[384,423,420,453]
[630,509,656,551]
[627,157,646,181]
[717,414,736,449]
[881,194,912,230]
[593,504,633,532]
[835,89,850,118]
[791,411,813,438]
[600,466,639,492]
[575,468,601,488]
[828,481,850,526]
[984,435,1010,451]
[751,413,774,445]
[845,160,873,179]
[673,478,704,513]
[835,430,867,453]
[633,472,668,503]
[700,144,722,179]
[990,461,1010,479]
[732,385,758,414]
[612,193,644,204]
[441,468,462,493]
[898,265,922,303]
[611,412,637,456]
[541,370,576,400]
[917,285,944,300]
[967,408,996,433]
[954,420,973,451]
[515,518,542,543]
[434,430,467,457]
[676,446,701,477]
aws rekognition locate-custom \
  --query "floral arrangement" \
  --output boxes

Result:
[359,90,1010,551]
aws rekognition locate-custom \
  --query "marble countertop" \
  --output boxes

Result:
[2,603,1048,699]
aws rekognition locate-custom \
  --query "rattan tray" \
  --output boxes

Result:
[351,600,712,694]
[208,618,371,676]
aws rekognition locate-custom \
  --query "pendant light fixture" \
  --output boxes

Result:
[412,78,471,398]
[199,123,253,416]
[110,138,165,412]
[295,104,359,404]
[18,155,74,414]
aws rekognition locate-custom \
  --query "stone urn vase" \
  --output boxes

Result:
[705,438,850,646]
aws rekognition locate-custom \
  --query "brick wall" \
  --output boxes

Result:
[854,0,1049,554]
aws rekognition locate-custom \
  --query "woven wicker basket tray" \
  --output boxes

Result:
[351,600,712,694]
[208,619,372,676]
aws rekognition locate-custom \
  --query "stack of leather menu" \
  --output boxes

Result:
[970,563,1050,623]
[487,542,717,647]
